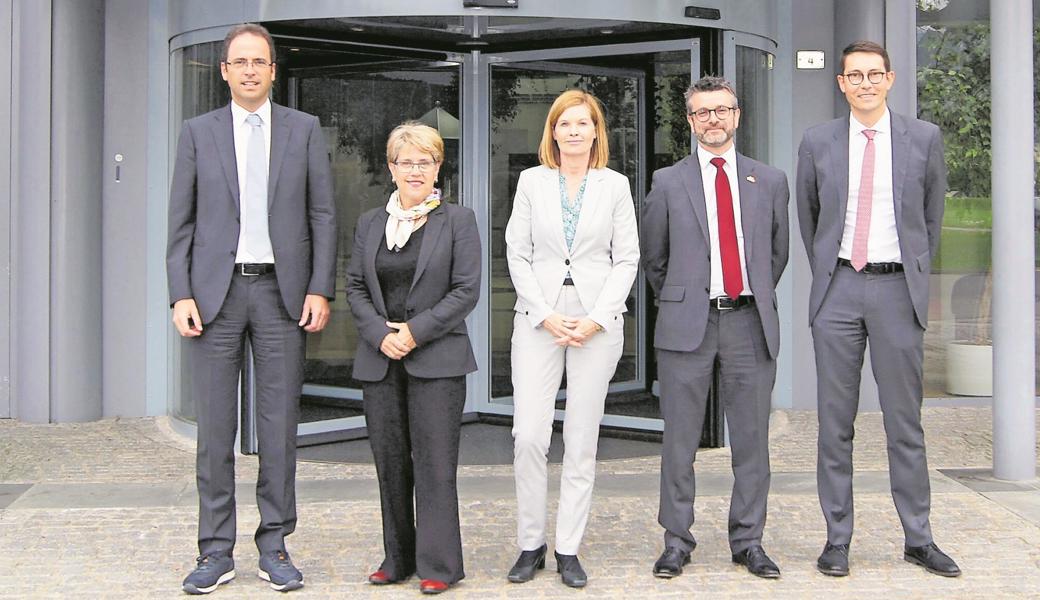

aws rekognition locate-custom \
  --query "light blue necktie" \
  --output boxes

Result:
[243,113,272,260]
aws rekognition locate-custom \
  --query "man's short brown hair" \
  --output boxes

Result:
[221,23,276,63]
[839,40,890,73]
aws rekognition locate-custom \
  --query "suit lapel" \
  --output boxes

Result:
[679,152,711,244]
[411,204,446,292]
[570,168,606,250]
[890,111,910,231]
[543,168,568,255]
[735,153,758,265]
[365,211,389,314]
[267,103,293,210]
[829,116,851,223]
[212,106,240,209]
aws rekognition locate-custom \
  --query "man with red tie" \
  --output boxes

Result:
[641,76,789,580]
[796,41,959,578]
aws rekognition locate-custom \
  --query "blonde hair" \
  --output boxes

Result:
[386,121,444,163]
[537,90,610,170]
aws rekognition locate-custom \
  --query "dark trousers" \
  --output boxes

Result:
[190,272,305,556]
[657,303,775,554]
[812,266,932,547]
[364,360,467,583]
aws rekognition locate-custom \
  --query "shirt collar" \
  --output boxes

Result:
[850,106,890,137]
[696,144,737,172]
[230,98,272,127]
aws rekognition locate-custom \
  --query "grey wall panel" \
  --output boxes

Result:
[884,0,916,116]
[50,0,104,422]
[789,0,835,410]
[11,0,52,423]
[168,0,779,44]
[102,0,151,417]
[0,0,12,418]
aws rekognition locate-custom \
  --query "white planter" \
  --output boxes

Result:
[945,342,993,396]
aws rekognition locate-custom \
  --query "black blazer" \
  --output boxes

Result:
[346,202,481,381]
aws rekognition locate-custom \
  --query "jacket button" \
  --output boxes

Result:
[704,287,709,293]
[524,311,529,315]
[565,259,570,266]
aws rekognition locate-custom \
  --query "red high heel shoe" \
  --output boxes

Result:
[419,579,450,594]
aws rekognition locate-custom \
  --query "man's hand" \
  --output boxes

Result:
[386,321,417,351]
[380,331,412,360]
[299,294,331,332]
[172,298,203,337]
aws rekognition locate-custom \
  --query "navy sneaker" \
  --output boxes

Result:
[258,549,304,592]
[182,552,235,595]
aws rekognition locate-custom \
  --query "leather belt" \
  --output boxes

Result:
[236,263,275,276]
[837,258,904,274]
[563,277,575,286]
[709,295,755,311]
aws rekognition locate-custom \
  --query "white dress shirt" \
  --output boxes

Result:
[230,99,275,264]
[839,107,901,263]
[697,145,752,298]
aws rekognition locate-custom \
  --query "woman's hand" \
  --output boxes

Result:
[385,321,418,355]
[540,313,580,346]
[380,327,413,360]
[561,318,603,347]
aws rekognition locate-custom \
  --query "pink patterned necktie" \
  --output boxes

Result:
[850,129,877,271]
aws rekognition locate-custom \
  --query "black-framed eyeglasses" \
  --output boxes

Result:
[841,71,886,85]
[392,160,438,173]
[687,106,738,122]
[223,58,273,70]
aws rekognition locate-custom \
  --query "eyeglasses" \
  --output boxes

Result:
[687,106,737,122]
[392,160,438,173]
[841,71,886,85]
[224,58,273,70]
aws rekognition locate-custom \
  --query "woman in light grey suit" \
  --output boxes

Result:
[504,90,639,588]
[345,122,481,595]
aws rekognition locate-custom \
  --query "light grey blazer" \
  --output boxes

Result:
[505,165,640,332]
[796,111,946,328]
[641,149,790,358]
[166,102,338,323]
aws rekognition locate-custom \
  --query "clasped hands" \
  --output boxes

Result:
[380,321,417,360]
[541,313,602,347]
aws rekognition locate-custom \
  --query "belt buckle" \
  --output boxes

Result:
[714,297,734,311]
[239,263,260,277]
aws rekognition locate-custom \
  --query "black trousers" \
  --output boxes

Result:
[191,272,305,556]
[363,360,467,583]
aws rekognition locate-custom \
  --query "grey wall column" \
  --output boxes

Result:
[50,0,104,422]
[11,0,52,423]
[832,0,885,119]
[102,0,152,417]
[884,0,916,116]
[0,0,13,418]
[990,0,1036,481]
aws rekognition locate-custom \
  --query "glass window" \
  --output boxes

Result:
[916,0,1040,397]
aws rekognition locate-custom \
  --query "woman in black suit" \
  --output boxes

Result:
[345,121,481,595]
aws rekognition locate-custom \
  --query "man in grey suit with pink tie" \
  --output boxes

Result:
[642,76,789,580]
[166,24,337,594]
[797,40,960,578]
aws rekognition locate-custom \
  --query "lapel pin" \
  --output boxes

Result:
[746,175,756,183]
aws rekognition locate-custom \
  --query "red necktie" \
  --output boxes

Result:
[851,129,877,271]
[710,157,743,299]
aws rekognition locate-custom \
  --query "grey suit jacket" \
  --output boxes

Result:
[345,202,481,382]
[641,149,790,358]
[166,102,338,324]
[796,111,946,328]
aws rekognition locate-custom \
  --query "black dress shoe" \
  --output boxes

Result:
[904,543,961,577]
[732,545,780,579]
[816,542,850,577]
[554,551,587,588]
[652,547,691,578]
[507,544,547,583]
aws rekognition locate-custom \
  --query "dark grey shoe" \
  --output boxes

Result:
[182,552,235,595]
[904,543,961,577]
[554,551,587,588]
[507,544,547,583]
[258,549,304,592]
[732,545,780,579]
[816,542,850,577]
[652,547,691,578]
